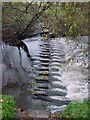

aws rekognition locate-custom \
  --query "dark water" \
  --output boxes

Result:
[2,36,70,114]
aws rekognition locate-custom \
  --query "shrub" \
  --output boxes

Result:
[58,99,90,119]
[0,95,17,119]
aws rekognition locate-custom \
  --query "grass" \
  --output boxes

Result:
[0,94,17,119]
[57,99,90,119]
[0,94,89,120]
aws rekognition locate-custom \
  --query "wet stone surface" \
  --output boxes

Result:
[2,36,70,117]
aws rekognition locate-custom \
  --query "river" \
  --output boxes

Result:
[1,35,88,117]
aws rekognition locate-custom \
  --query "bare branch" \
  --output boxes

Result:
[18,3,52,38]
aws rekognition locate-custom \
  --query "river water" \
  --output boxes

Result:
[1,36,72,116]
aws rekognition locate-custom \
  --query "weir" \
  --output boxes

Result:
[2,36,71,118]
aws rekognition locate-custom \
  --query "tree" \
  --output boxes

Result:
[2,2,89,41]
[2,2,52,41]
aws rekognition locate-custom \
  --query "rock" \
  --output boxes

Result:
[15,92,33,110]
[49,72,61,77]
[40,52,50,55]
[48,88,67,96]
[25,110,49,119]
[34,76,49,82]
[49,96,69,101]
[51,81,66,89]
[40,55,50,59]
[49,77,62,84]
[48,105,67,114]
[38,67,49,71]
[37,83,49,89]
[50,62,61,67]
[40,63,49,67]
[32,90,47,96]
[50,67,59,72]
[38,71,49,76]
[49,33,56,38]
[15,111,33,119]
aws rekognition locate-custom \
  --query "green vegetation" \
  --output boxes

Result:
[0,95,17,119]
[57,99,90,119]
[2,2,89,41]
[42,3,89,38]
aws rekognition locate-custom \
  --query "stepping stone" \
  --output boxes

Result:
[41,50,50,53]
[32,90,47,96]
[37,83,49,89]
[40,63,49,67]
[37,53,50,59]
[41,46,50,49]
[38,86,49,89]
[37,71,49,76]
[39,65,49,69]
[34,76,49,82]
[39,55,50,59]
[38,73,49,76]
[48,105,67,114]
[50,66,60,69]
[33,61,40,64]
[50,67,59,72]
[40,52,50,55]
[51,49,63,52]
[40,44,50,47]
[39,44,43,46]
[36,54,49,57]
[50,72,61,77]
[49,76,62,82]
[35,80,48,83]
[39,58,49,63]
[48,100,70,106]
[51,60,66,63]
[50,62,61,67]
[50,53,60,56]
[51,53,65,56]
[34,75,48,80]
[51,81,66,89]
[33,87,47,91]
[34,64,49,71]
[30,58,36,61]
[50,59,60,61]
[49,65,62,69]
[49,96,69,101]
[38,67,49,71]
[40,96,70,105]
[47,96,71,105]
[40,62,49,65]
[33,64,39,68]
[48,88,67,96]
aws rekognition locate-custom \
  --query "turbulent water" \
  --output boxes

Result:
[1,36,70,115]
[1,36,88,116]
